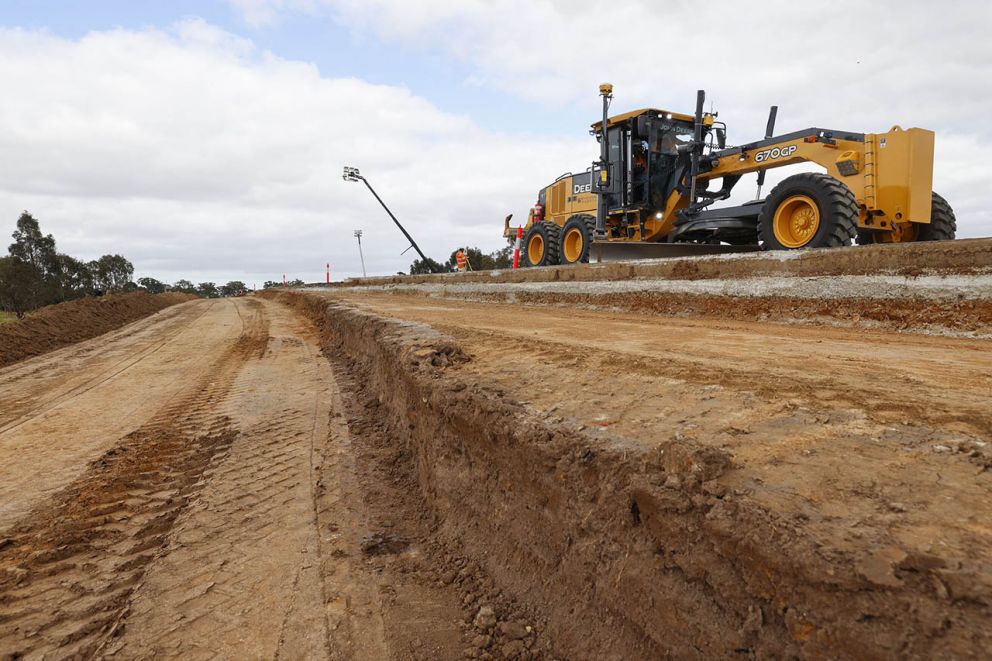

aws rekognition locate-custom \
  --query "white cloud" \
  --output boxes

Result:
[231,0,992,236]
[0,20,589,283]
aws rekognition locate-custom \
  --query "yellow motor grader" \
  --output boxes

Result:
[508,84,955,265]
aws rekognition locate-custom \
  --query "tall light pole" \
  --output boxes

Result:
[354,229,367,278]
[342,166,437,271]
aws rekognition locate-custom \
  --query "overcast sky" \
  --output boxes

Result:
[1,0,990,284]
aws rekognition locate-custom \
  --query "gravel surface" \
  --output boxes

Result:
[317,272,992,302]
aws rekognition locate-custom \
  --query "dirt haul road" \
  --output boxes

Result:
[0,297,476,660]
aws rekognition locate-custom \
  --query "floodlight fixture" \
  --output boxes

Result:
[339,166,433,269]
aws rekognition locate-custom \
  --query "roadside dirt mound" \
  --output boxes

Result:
[269,289,991,659]
[332,282,992,337]
[0,292,194,368]
[340,237,992,287]
[434,289,992,336]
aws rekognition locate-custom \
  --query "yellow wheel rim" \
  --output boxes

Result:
[874,221,918,243]
[527,233,545,264]
[773,195,820,248]
[562,227,584,263]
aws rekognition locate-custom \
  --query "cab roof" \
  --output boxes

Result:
[591,108,696,131]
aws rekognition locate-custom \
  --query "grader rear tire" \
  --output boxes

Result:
[758,173,857,250]
[560,214,596,265]
[521,221,562,267]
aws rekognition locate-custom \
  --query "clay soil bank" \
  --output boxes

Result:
[290,286,992,659]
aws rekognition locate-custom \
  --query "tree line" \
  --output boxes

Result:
[0,212,247,318]
[263,279,306,289]
[170,280,248,299]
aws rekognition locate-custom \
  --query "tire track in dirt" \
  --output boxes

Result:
[0,292,195,370]
[104,299,463,660]
[0,301,209,429]
[322,364,470,660]
[313,369,392,660]
[0,300,269,659]
[98,300,347,659]
[3,295,471,660]
[0,300,247,533]
[0,301,216,436]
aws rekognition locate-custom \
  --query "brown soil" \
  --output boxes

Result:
[0,295,529,660]
[0,292,194,368]
[358,287,992,337]
[298,289,992,659]
[3,273,990,659]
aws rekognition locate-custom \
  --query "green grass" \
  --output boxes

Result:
[0,311,16,324]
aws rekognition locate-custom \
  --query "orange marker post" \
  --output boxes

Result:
[512,226,523,269]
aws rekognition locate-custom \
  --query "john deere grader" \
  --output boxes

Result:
[508,84,956,266]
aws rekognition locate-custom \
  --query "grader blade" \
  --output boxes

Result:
[589,241,760,263]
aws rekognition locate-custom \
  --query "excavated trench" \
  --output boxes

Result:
[274,290,989,660]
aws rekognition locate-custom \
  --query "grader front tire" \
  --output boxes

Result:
[918,192,957,241]
[856,191,956,244]
[758,173,857,250]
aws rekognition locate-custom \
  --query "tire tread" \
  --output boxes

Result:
[561,214,596,264]
[919,192,957,241]
[758,172,857,250]
[521,221,562,266]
